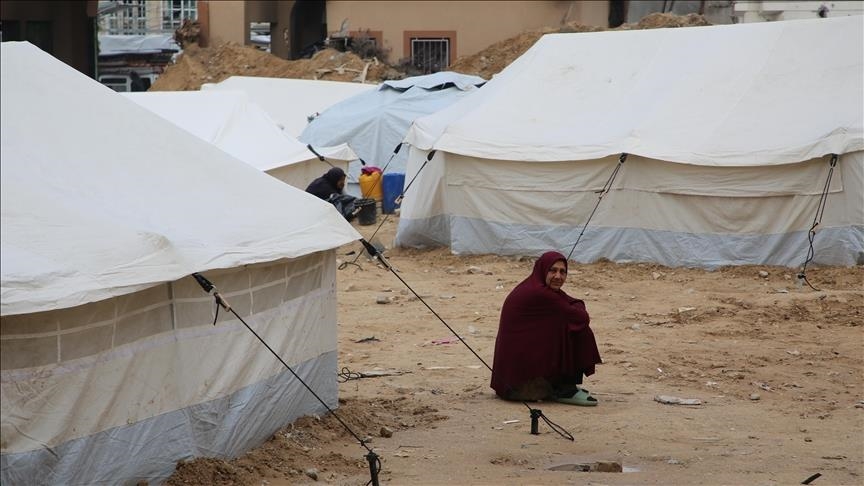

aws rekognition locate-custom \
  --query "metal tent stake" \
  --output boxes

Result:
[366,450,381,486]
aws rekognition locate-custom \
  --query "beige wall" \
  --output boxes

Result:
[206,0,246,45]
[326,0,609,63]
[205,0,294,58]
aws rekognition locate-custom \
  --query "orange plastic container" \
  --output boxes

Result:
[359,169,383,201]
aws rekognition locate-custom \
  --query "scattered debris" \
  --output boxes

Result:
[425,337,459,346]
[750,393,761,401]
[305,468,319,481]
[379,426,393,438]
[503,419,520,425]
[548,460,623,473]
[376,295,393,304]
[759,270,769,278]
[354,336,380,343]
[678,306,697,314]
[652,271,664,280]
[357,369,411,378]
[654,395,702,406]
[152,45,403,92]
[786,350,801,356]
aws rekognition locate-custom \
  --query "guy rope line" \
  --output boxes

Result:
[566,153,627,261]
[340,148,436,270]
[360,142,404,199]
[306,144,339,170]
[358,240,575,441]
[190,272,383,486]
[797,153,839,291]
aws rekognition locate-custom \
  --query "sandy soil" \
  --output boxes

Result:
[167,214,863,485]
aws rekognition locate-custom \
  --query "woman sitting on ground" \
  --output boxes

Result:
[491,251,602,406]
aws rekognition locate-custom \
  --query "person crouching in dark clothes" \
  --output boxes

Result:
[490,251,602,406]
[306,167,357,221]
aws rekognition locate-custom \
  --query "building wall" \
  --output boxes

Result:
[325,0,609,63]
[206,0,246,45]
[734,0,864,23]
[1,0,96,77]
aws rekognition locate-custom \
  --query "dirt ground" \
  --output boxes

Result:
[168,214,863,486]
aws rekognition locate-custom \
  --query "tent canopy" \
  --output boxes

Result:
[406,16,863,166]
[1,42,361,316]
[202,76,376,137]
[123,90,356,172]
[300,72,485,174]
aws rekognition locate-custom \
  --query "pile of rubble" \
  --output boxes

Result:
[150,44,404,91]
[151,13,711,92]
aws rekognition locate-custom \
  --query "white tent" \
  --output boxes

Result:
[202,76,376,137]
[397,17,864,268]
[123,90,355,188]
[299,72,485,181]
[1,42,360,485]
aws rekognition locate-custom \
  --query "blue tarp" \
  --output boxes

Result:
[299,72,485,184]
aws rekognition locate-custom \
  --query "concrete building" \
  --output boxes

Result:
[203,1,612,69]
[734,1,864,23]
[0,0,98,77]
[98,0,198,35]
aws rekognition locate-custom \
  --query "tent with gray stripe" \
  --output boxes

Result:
[0,42,359,485]
[396,16,863,268]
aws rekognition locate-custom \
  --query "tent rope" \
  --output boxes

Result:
[566,153,628,261]
[359,142,404,199]
[359,239,575,442]
[797,154,839,291]
[190,272,382,485]
[340,149,436,270]
[306,144,339,170]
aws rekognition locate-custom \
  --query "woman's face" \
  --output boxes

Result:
[545,260,567,290]
[337,176,346,191]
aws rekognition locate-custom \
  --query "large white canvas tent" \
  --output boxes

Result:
[299,72,485,180]
[123,90,355,188]
[202,76,376,137]
[397,17,864,268]
[0,42,360,485]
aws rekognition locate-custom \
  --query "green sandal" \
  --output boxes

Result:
[556,388,598,406]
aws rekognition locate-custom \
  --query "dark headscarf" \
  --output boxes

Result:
[490,251,601,398]
[305,167,346,200]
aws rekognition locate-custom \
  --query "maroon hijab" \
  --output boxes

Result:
[490,251,601,397]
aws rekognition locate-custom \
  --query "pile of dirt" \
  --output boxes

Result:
[173,19,200,48]
[450,13,711,80]
[165,396,445,485]
[150,44,404,92]
[152,13,711,91]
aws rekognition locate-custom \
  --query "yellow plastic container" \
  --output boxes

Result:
[359,171,383,201]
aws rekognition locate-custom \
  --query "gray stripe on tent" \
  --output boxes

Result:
[398,215,863,268]
[0,351,337,486]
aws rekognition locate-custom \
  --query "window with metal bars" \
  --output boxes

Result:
[161,0,197,31]
[102,0,148,35]
[410,37,450,74]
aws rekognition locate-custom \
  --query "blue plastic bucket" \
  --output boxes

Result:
[382,172,406,214]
